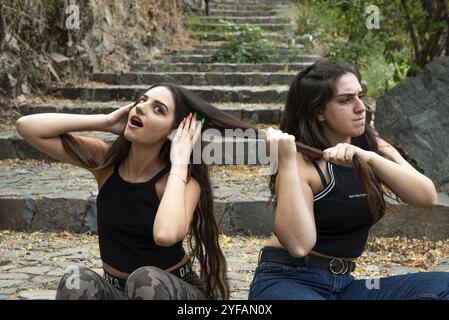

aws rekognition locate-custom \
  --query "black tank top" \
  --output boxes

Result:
[311,161,375,258]
[96,162,185,274]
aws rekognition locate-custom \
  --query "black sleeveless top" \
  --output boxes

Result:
[311,162,375,258]
[96,163,185,274]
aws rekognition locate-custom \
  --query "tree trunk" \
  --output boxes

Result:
[0,1,6,53]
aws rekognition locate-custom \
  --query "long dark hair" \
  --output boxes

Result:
[270,60,392,223]
[60,83,254,300]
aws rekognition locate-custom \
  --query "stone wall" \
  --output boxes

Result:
[0,0,195,101]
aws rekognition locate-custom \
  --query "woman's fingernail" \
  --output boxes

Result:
[181,118,186,126]
[193,112,197,121]
[188,113,193,120]
[201,117,206,126]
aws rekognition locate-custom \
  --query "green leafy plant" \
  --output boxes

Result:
[292,0,449,95]
[249,114,259,125]
[211,22,277,63]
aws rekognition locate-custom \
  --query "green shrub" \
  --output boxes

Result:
[210,23,277,63]
[292,0,448,96]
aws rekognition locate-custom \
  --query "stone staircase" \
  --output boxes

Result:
[1,0,310,234]
[1,0,449,239]
[1,0,448,301]
[1,0,448,239]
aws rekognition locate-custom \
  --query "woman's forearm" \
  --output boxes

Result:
[368,152,438,207]
[16,113,109,139]
[153,165,189,246]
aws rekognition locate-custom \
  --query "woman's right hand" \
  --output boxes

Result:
[265,127,298,165]
[104,103,135,135]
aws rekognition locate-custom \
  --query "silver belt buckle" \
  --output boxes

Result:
[329,258,349,275]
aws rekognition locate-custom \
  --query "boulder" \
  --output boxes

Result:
[374,56,449,193]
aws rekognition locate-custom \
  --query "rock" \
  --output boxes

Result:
[4,33,20,53]
[0,264,19,271]
[428,264,449,272]
[0,260,12,266]
[369,193,449,241]
[360,264,385,273]
[9,266,51,275]
[103,6,113,26]
[387,266,419,276]
[0,289,16,300]
[16,95,27,107]
[30,276,61,288]
[0,273,30,280]
[49,53,72,65]
[0,53,21,97]
[46,269,67,277]
[230,289,249,300]
[17,290,56,300]
[374,56,449,192]
[89,259,103,267]
[0,279,25,288]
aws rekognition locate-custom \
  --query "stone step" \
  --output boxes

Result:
[167,53,317,64]
[1,161,448,240]
[12,100,283,124]
[207,10,283,17]
[181,44,305,53]
[0,127,276,162]
[49,85,289,103]
[200,16,290,24]
[214,1,289,5]
[213,0,291,4]
[93,72,296,86]
[211,5,289,11]
[130,62,311,73]
[168,50,306,59]
[0,131,273,164]
[188,23,291,32]
[189,31,309,44]
[0,161,268,235]
[212,3,288,7]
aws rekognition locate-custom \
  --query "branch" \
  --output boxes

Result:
[399,0,420,64]
[422,2,443,62]
[420,0,447,65]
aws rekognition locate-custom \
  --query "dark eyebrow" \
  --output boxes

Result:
[335,90,365,98]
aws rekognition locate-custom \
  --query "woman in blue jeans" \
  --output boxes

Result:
[249,60,449,300]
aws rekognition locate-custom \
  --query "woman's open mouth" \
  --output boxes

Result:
[129,115,144,129]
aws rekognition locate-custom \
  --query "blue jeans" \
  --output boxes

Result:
[249,247,449,300]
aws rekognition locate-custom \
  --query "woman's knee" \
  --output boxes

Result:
[55,266,104,300]
[125,266,170,300]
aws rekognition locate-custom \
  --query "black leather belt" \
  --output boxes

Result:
[258,249,356,275]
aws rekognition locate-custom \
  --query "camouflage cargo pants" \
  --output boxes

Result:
[55,266,207,300]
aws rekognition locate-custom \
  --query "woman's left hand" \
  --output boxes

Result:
[169,113,202,166]
[322,143,373,166]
